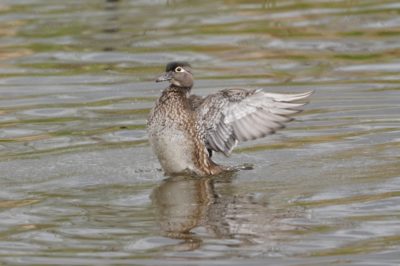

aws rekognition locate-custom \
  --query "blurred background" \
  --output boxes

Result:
[0,0,400,265]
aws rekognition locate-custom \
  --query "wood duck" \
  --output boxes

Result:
[147,62,313,176]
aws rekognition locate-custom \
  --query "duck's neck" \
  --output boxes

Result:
[167,85,192,96]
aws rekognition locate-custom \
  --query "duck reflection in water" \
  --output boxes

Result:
[151,175,223,250]
[151,174,305,252]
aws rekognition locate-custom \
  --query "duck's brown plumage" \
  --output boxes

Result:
[147,62,313,176]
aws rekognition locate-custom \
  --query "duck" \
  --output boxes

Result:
[147,61,313,176]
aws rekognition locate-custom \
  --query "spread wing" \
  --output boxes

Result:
[194,88,313,156]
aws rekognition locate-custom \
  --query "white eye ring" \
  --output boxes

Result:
[175,67,183,72]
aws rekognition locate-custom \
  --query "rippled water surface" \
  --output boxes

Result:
[1,0,400,265]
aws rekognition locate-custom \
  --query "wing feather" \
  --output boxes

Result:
[195,89,313,155]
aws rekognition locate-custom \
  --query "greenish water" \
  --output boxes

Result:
[1,0,400,265]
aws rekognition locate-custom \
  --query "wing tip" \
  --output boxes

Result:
[263,90,315,103]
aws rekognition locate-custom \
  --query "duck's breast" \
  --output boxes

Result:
[149,126,197,174]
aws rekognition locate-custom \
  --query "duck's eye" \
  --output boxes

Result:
[175,67,183,72]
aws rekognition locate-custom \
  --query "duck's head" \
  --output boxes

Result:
[156,61,193,88]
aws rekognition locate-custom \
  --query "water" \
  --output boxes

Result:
[1,0,400,265]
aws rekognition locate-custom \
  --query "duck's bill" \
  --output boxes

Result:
[155,71,173,82]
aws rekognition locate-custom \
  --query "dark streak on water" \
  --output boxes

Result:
[0,0,400,265]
